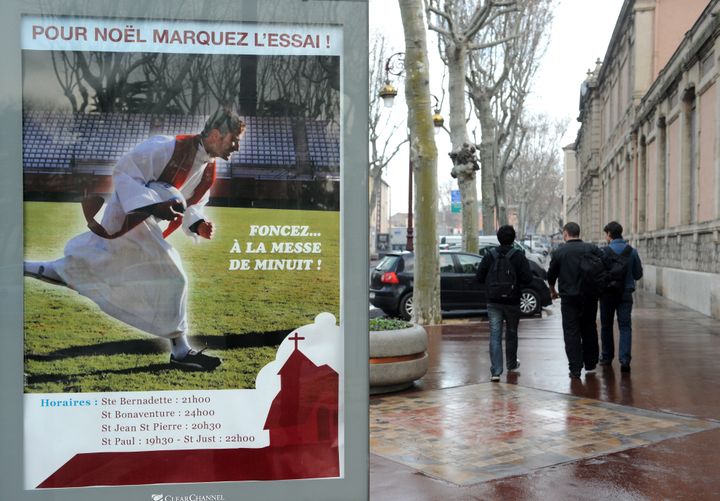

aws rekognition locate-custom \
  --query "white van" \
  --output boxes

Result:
[439,235,462,250]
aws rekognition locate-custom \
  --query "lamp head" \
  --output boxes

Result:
[379,81,398,108]
[432,109,444,129]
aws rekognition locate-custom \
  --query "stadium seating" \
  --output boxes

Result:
[22,111,340,179]
[306,120,340,169]
[233,116,295,167]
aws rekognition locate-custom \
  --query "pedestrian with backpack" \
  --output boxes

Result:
[547,222,606,379]
[476,225,534,382]
[599,221,643,373]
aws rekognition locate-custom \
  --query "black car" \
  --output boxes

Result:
[369,250,552,320]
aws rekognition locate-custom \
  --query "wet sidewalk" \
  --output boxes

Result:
[369,291,720,500]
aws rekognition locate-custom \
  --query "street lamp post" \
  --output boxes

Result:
[406,154,414,251]
[379,52,444,252]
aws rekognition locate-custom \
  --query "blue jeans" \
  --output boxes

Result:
[600,291,634,365]
[487,303,520,377]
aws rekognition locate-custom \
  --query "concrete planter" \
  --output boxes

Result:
[369,323,429,394]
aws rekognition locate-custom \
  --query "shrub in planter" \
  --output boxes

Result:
[369,318,412,331]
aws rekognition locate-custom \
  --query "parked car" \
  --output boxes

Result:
[441,235,548,270]
[522,237,551,255]
[369,304,386,319]
[478,235,549,271]
[369,251,552,320]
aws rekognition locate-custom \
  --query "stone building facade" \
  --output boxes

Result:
[566,0,720,318]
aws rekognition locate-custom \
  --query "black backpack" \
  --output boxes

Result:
[579,246,608,296]
[486,248,518,300]
[604,245,633,294]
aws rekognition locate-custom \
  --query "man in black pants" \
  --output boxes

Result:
[547,222,604,378]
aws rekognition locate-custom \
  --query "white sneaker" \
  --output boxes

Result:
[508,361,521,372]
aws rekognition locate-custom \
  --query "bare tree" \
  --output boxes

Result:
[369,35,409,256]
[205,55,247,110]
[425,0,518,252]
[49,51,213,114]
[50,51,88,112]
[466,0,554,228]
[140,54,211,114]
[399,0,441,324]
[506,113,566,238]
[257,56,340,119]
[46,49,340,118]
[65,52,157,112]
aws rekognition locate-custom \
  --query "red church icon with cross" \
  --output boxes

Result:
[264,331,339,450]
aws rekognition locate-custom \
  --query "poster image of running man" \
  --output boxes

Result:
[22,22,341,394]
[19,15,348,491]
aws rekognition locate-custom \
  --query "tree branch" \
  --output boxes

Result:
[426,5,452,24]
[464,2,494,39]
[468,34,517,51]
[427,23,452,40]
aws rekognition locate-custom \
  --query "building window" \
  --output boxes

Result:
[625,152,632,231]
[690,100,698,223]
[701,50,715,78]
[638,135,647,233]
[657,116,667,230]
[682,87,698,225]
[618,62,625,119]
[698,84,716,222]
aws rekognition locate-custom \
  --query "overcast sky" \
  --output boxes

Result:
[369,0,625,215]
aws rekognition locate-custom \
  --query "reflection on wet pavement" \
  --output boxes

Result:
[370,382,717,485]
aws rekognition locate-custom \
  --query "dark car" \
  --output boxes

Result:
[477,241,548,279]
[369,250,552,320]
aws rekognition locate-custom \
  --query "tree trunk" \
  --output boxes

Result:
[496,171,507,225]
[399,0,441,325]
[447,45,479,253]
[238,56,258,116]
[475,93,497,234]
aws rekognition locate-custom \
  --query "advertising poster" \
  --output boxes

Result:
[21,15,343,490]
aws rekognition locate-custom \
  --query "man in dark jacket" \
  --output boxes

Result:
[599,221,643,372]
[547,222,604,379]
[476,225,534,382]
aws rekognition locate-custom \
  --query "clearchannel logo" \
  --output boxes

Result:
[151,495,225,501]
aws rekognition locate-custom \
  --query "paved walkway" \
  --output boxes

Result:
[369,291,720,500]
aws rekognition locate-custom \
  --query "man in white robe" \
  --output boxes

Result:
[25,107,245,371]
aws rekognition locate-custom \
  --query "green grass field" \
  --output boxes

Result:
[24,201,340,393]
